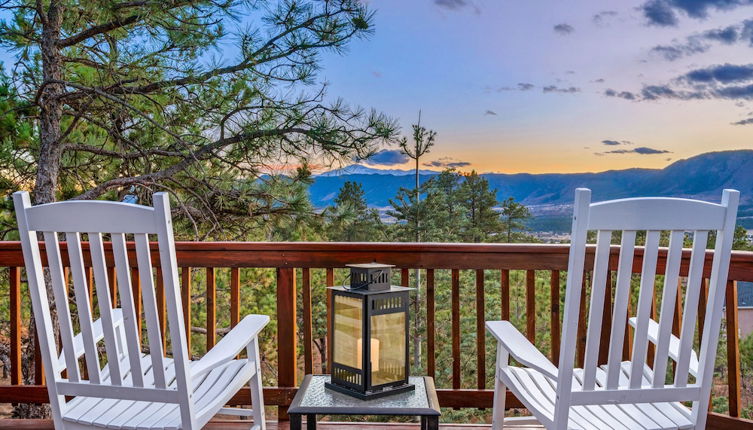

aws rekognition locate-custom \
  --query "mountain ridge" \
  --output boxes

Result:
[310,150,753,213]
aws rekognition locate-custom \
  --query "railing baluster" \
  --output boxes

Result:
[427,268,435,378]
[9,267,21,386]
[34,331,44,385]
[623,285,633,361]
[131,267,142,339]
[646,291,658,369]
[576,272,587,368]
[452,268,460,390]
[599,270,613,365]
[326,268,334,374]
[107,266,118,307]
[476,269,485,390]
[526,270,536,342]
[726,280,741,417]
[501,269,510,321]
[277,267,297,421]
[156,267,167,352]
[550,270,560,364]
[86,267,94,313]
[206,267,216,348]
[698,277,709,346]
[302,268,313,375]
[230,268,240,328]
[181,267,192,356]
[672,278,683,337]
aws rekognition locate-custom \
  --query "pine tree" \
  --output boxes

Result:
[500,196,532,242]
[457,171,502,243]
[326,181,383,241]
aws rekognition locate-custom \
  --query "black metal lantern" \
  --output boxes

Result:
[325,263,414,400]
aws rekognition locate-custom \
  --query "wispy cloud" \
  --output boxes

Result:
[605,63,753,105]
[553,23,575,35]
[360,149,409,166]
[434,0,480,13]
[641,0,753,27]
[601,139,633,146]
[732,117,753,125]
[593,10,618,25]
[648,19,753,61]
[604,146,671,155]
[684,63,753,84]
[424,157,471,169]
[434,0,468,9]
[604,89,637,100]
[543,85,580,93]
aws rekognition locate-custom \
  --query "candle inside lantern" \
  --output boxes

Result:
[356,338,381,371]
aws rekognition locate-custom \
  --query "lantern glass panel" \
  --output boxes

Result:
[333,294,363,370]
[370,312,406,386]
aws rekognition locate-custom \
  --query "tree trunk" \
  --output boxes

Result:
[14,1,65,418]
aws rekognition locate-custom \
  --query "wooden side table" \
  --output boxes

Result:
[287,375,441,430]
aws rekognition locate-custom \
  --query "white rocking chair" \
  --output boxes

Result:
[487,188,739,430]
[14,191,269,430]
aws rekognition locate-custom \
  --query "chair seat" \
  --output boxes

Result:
[500,362,694,430]
[62,354,255,430]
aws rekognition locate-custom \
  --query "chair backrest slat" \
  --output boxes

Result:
[65,232,101,384]
[651,230,684,387]
[89,232,124,385]
[42,231,80,382]
[111,233,145,387]
[554,188,739,428]
[675,230,710,386]
[628,230,661,389]
[605,230,636,389]
[582,229,612,390]
[134,233,167,388]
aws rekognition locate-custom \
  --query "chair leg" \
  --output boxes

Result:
[247,338,266,430]
[492,347,509,430]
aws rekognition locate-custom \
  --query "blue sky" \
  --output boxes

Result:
[313,0,753,173]
[3,0,753,174]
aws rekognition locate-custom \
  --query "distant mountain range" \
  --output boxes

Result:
[310,150,753,231]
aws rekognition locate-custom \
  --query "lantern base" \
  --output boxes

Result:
[325,381,415,400]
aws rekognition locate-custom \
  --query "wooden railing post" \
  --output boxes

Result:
[326,268,334,374]
[230,268,240,328]
[206,267,216,348]
[526,270,536,342]
[277,267,297,421]
[9,267,21,386]
[550,270,560,364]
[302,268,313,375]
[426,269,436,378]
[726,280,741,417]
[181,267,192,356]
[476,269,485,390]
[451,269,460,390]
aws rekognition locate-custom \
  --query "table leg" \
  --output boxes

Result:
[420,416,427,430]
[306,413,316,430]
[425,416,439,430]
[290,414,302,430]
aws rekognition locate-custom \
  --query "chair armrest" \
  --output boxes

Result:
[58,309,124,372]
[486,320,558,380]
[628,317,698,377]
[192,314,270,378]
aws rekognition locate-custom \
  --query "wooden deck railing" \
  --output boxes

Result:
[0,242,752,429]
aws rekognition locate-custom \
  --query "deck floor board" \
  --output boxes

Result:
[0,419,543,429]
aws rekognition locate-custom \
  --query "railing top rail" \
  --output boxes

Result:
[0,241,751,280]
